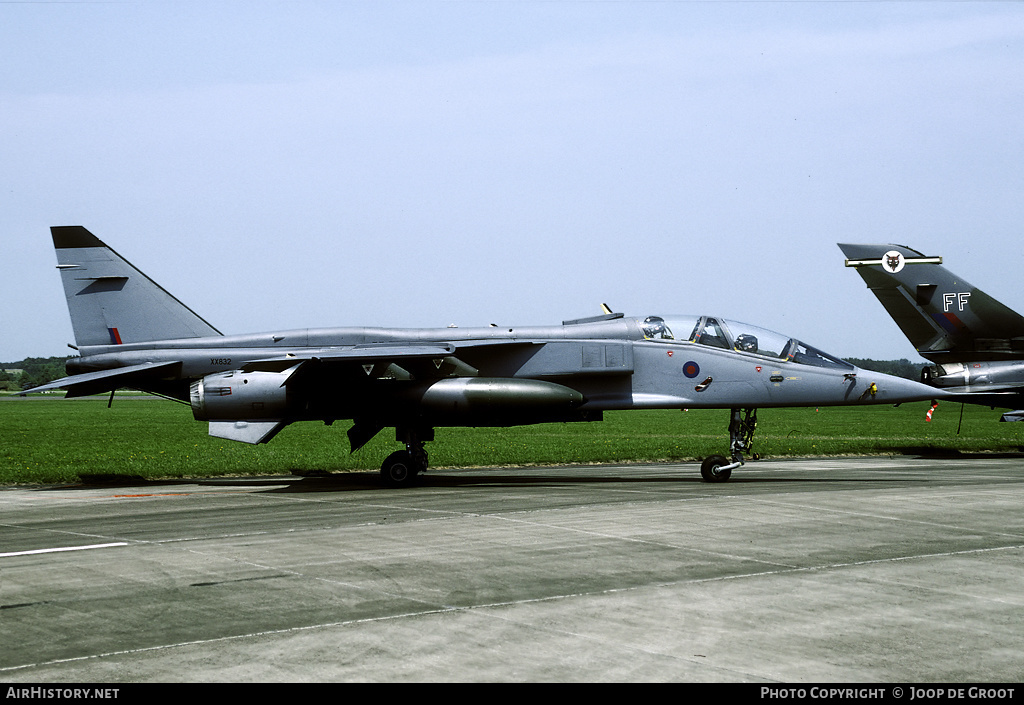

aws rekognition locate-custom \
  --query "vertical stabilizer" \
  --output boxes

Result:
[52,226,222,347]
[839,243,1024,362]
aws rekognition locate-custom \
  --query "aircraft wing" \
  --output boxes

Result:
[241,341,545,379]
[19,361,182,398]
[242,338,633,382]
[245,343,465,366]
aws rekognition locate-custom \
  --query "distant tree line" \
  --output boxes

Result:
[0,356,73,391]
[844,358,928,381]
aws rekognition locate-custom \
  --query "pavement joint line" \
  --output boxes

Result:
[747,497,1024,540]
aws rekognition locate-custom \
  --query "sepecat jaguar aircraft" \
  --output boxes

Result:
[29,226,941,486]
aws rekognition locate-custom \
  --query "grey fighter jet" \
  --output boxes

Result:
[30,226,940,486]
[840,243,1024,419]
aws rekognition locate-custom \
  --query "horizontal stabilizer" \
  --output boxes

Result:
[20,361,182,397]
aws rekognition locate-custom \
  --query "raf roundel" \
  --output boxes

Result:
[683,361,700,379]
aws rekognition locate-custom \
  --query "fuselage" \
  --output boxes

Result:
[66,314,940,424]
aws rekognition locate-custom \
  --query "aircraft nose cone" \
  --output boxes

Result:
[852,367,944,404]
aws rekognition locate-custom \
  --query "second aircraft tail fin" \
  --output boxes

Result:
[839,243,1024,362]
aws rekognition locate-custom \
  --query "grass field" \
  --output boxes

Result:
[2,395,1022,484]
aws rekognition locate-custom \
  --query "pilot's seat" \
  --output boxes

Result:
[735,333,758,354]
[642,316,673,340]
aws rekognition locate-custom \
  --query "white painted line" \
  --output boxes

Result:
[0,542,128,558]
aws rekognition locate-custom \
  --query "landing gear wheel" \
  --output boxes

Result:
[381,450,419,488]
[698,407,756,482]
[412,449,428,474]
[700,455,732,483]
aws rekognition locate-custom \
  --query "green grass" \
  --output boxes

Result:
[2,395,1022,484]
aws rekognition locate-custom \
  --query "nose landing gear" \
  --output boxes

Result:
[700,408,757,483]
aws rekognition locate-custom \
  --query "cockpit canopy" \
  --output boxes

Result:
[641,315,853,370]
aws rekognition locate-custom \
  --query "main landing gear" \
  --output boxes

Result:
[380,426,433,488]
[700,408,758,483]
[378,411,759,487]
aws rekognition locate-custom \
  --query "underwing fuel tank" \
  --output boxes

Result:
[418,378,585,413]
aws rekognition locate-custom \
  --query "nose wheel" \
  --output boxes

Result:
[700,454,733,482]
[700,408,757,483]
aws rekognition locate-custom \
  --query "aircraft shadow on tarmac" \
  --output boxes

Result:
[38,455,1016,495]
[46,470,699,494]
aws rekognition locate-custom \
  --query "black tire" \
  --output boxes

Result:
[700,455,732,483]
[381,451,418,488]
[412,449,428,474]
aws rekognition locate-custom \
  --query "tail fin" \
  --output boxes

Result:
[839,243,1024,362]
[52,226,222,347]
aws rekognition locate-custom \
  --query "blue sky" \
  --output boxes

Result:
[3,1,1023,363]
